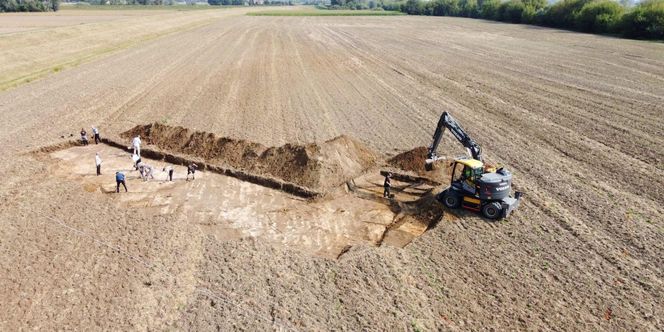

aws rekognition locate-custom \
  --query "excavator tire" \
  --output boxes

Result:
[481,202,503,219]
[442,192,461,209]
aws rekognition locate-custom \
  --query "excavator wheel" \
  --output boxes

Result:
[481,202,503,220]
[441,192,461,209]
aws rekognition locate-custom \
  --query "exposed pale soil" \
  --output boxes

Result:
[46,143,436,259]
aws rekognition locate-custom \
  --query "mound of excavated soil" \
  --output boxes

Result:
[388,146,429,174]
[387,146,454,185]
[122,123,378,192]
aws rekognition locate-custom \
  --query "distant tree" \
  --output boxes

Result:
[480,0,501,19]
[620,0,664,38]
[577,0,624,33]
[520,3,541,23]
[441,0,461,15]
[403,0,422,14]
[460,0,479,17]
[522,0,546,10]
[541,0,593,28]
[499,0,526,23]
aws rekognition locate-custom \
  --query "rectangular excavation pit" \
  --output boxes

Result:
[44,143,443,259]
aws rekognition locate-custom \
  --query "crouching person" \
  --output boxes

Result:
[116,171,127,193]
[186,163,198,181]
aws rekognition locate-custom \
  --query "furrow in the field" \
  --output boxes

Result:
[445,36,664,100]
[318,25,443,151]
[462,66,664,165]
[0,11,225,90]
[366,55,664,274]
[362,21,664,124]
[312,26,417,149]
[343,26,663,180]
[106,18,252,132]
[391,27,664,129]
[445,102,664,276]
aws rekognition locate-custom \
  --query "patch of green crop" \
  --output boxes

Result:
[248,9,404,16]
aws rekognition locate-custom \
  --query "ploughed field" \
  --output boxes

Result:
[0,7,662,331]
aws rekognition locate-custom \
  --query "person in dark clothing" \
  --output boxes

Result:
[163,165,174,182]
[80,128,88,146]
[116,171,127,193]
[383,173,392,198]
[186,163,198,181]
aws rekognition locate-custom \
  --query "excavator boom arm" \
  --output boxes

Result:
[427,112,483,162]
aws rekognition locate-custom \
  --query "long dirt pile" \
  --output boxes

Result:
[122,123,378,192]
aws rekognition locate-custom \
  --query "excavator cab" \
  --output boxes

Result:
[450,158,484,195]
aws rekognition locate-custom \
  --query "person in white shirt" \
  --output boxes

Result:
[95,152,102,176]
[132,135,141,157]
[132,153,141,170]
[92,126,101,144]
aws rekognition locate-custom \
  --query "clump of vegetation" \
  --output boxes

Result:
[0,0,60,12]
[576,0,625,33]
[620,0,664,38]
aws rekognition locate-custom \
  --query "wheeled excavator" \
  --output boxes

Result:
[426,112,522,219]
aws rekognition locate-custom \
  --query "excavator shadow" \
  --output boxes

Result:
[346,171,448,248]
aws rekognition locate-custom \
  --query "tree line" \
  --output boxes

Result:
[327,0,663,39]
[208,0,291,5]
[1,0,59,11]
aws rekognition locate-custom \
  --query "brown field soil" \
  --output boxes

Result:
[0,8,663,331]
[0,7,252,90]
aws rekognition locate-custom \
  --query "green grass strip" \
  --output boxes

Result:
[248,9,404,16]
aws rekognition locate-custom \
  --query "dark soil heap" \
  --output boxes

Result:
[387,146,429,174]
[122,123,379,192]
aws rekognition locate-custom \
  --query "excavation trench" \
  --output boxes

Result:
[100,137,321,199]
[39,126,448,258]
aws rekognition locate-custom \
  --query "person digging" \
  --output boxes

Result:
[116,171,127,193]
[80,128,89,146]
[186,163,198,181]
[383,173,392,198]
